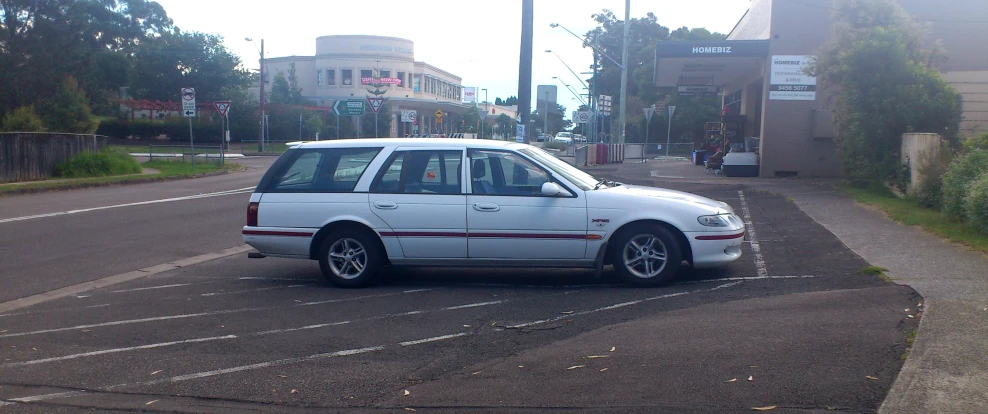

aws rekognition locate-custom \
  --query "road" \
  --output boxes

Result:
[0,160,919,413]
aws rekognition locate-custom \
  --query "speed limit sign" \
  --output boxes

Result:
[575,111,591,124]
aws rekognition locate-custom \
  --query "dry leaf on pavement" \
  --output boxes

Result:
[748,376,754,381]
[752,406,777,411]
[586,355,610,359]
[404,409,417,412]
[725,378,738,383]
[150,370,163,376]
[567,365,586,370]
[471,371,482,375]
[278,375,288,378]
[290,389,298,394]
[866,376,879,380]
[599,368,608,372]
[609,347,616,352]
[145,400,159,406]
[404,390,410,396]
[561,311,574,314]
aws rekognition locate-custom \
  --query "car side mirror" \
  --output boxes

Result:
[541,182,569,197]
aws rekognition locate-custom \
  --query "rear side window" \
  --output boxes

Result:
[264,147,381,193]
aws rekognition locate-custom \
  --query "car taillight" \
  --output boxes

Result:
[247,202,259,227]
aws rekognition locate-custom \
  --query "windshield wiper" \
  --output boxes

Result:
[593,179,622,190]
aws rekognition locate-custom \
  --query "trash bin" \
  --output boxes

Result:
[692,150,707,166]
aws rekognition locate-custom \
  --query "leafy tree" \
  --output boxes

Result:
[220,84,259,144]
[495,96,518,106]
[530,104,571,136]
[131,30,249,104]
[1,106,45,132]
[286,63,306,104]
[810,0,963,186]
[361,104,392,138]
[460,107,482,133]
[267,64,306,106]
[39,76,99,133]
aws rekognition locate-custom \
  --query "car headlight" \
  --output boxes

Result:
[697,214,732,227]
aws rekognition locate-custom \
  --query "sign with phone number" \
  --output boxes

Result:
[770,55,817,101]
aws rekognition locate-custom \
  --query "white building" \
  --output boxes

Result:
[261,35,471,137]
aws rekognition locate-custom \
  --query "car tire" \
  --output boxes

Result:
[317,229,383,288]
[610,224,682,287]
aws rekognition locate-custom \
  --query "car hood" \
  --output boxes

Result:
[596,184,734,214]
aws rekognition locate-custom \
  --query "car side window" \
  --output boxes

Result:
[469,150,549,196]
[371,150,463,194]
[266,148,381,193]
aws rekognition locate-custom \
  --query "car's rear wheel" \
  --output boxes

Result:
[610,224,682,286]
[318,229,383,288]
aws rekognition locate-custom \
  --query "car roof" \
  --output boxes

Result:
[289,138,530,150]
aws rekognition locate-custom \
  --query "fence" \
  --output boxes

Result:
[0,133,107,183]
[136,144,225,165]
[646,142,694,158]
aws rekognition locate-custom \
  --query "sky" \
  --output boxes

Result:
[152,0,751,112]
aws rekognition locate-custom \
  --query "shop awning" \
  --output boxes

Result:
[653,40,769,88]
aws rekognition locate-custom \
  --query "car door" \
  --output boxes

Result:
[368,148,467,258]
[466,149,588,260]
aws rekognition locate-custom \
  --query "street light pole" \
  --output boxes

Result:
[482,88,488,139]
[618,0,630,144]
[246,38,265,152]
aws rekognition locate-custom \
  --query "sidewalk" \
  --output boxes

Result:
[583,159,988,414]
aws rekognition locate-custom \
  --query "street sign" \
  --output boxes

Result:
[400,110,417,122]
[367,97,386,114]
[668,106,677,118]
[516,124,526,143]
[333,100,365,116]
[181,88,196,118]
[213,101,231,118]
[434,110,444,119]
[575,111,591,124]
[643,106,656,123]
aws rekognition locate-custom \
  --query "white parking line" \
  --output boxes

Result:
[738,191,769,278]
[399,332,469,347]
[679,275,816,285]
[443,300,503,310]
[200,283,313,297]
[9,391,86,402]
[1,335,237,368]
[0,187,254,225]
[111,284,191,293]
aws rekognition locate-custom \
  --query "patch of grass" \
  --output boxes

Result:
[109,144,222,155]
[0,160,239,194]
[902,328,919,361]
[861,266,893,283]
[53,148,142,178]
[845,186,988,254]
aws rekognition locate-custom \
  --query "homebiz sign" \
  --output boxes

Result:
[692,46,732,54]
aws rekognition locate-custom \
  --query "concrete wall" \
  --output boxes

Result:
[0,133,107,183]
[901,133,942,193]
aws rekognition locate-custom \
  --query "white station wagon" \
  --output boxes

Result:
[243,139,744,287]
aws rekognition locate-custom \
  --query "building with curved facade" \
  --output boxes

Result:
[262,35,470,137]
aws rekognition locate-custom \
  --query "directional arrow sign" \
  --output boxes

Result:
[333,100,365,116]
[181,88,196,118]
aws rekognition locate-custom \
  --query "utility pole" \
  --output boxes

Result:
[259,40,265,152]
[518,0,534,143]
[618,0,630,144]
[543,91,548,135]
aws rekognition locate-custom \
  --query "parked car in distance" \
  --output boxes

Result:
[243,139,744,287]
[554,132,574,145]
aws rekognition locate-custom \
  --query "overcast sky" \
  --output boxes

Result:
[153,0,750,111]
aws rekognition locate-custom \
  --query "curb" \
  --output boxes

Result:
[0,169,237,197]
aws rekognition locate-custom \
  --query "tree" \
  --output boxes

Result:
[495,96,518,106]
[131,30,249,104]
[810,0,963,186]
[530,104,571,136]
[39,76,99,133]
[1,106,45,132]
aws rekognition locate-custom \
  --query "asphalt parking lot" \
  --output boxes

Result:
[0,183,920,413]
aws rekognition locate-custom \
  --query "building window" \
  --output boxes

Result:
[413,75,421,92]
[396,72,405,88]
[360,69,372,85]
[327,69,336,86]
[317,70,323,87]
[342,69,353,86]
[381,70,390,79]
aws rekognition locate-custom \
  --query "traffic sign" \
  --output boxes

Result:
[333,100,365,116]
[575,111,591,124]
[213,101,231,118]
[434,110,444,119]
[367,97,386,114]
[400,110,417,122]
[181,88,196,118]
[643,106,655,123]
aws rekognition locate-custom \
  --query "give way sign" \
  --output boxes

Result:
[213,101,231,117]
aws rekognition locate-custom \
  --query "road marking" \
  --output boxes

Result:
[443,300,503,310]
[120,346,384,388]
[399,332,469,347]
[200,283,313,297]
[255,321,351,335]
[506,282,741,329]
[0,245,253,314]
[738,191,769,278]
[0,288,435,338]
[1,335,237,368]
[0,303,111,318]
[111,283,191,293]
[0,187,254,224]
[9,391,86,402]
[679,275,816,285]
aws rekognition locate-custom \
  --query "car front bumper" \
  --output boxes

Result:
[686,230,745,269]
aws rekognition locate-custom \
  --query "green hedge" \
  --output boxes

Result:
[97,118,224,142]
[53,147,141,178]
[964,172,988,234]
[941,150,988,220]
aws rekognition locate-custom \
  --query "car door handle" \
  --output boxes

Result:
[473,202,500,212]
[373,201,398,210]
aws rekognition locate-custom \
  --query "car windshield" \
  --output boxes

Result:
[519,147,600,191]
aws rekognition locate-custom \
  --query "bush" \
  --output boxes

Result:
[912,144,953,209]
[963,131,988,152]
[544,141,568,151]
[53,147,142,178]
[97,118,224,142]
[1,106,46,132]
[941,150,988,220]
[964,172,988,234]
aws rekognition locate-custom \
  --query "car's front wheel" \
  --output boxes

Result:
[317,229,383,288]
[610,224,682,286]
